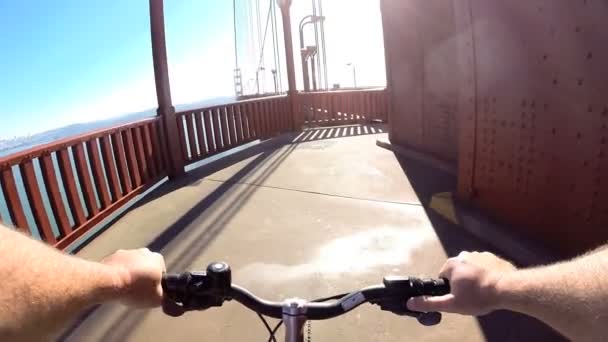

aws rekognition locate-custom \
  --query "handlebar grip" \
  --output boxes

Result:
[419,278,450,296]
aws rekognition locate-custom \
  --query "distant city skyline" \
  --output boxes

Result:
[0,0,385,139]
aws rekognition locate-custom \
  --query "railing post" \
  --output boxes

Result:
[150,0,185,179]
[278,0,301,131]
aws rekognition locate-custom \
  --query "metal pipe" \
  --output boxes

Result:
[299,15,314,92]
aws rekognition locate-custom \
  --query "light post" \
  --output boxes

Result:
[299,15,324,92]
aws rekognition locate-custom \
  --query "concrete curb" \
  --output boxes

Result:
[376,137,457,176]
[453,200,561,266]
[377,138,561,266]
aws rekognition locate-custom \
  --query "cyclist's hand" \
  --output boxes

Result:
[102,248,166,308]
[407,251,516,316]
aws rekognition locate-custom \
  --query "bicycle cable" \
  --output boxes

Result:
[260,292,350,341]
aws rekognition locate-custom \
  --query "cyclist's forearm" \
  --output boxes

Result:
[0,226,123,341]
[496,248,608,342]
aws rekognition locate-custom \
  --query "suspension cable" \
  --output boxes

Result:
[319,0,328,90]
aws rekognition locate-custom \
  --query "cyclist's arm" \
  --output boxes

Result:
[407,248,608,342]
[0,224,165,342]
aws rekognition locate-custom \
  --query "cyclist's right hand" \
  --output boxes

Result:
[406,251,516,316]
[102,248,166,308]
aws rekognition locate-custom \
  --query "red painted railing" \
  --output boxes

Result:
[297,88,388,126]
[176,95,291,164]
[0,117,168,249]
[0,91,389,250]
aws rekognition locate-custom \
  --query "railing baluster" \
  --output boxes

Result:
[20,160,55,243]
[277,99,285,133]
[242,103,252,140]
[313,95,320,123]
[111,132,132,194]
[220,107,231,148]
[177,115,188,161]
[204,110,217,154]
[154,120,169,172]
[258,101,265,138]
[195,112,207,158]
[142,124,158,177]
[57,149,86,226]
[228,106,238,145]
[149,122,165,175]
[333,94,340,122]
[123,129,142,188]
[212,108,223,151]
[73,143,100,218]
[235,105,244,143]
[40,154,72,236]
[185,113,197,160]
[0,168,30,234]
[345,93,351,122]
[247,103,256,139]
[363,92,369,121]
[85,140,111,209]
[133,127,149,183]
[372,94,380,117]
[253,102,262,139]
[100,135,122,201]
[268,100,274,135]
[263,101,271,138]
[272,100,279,135]
[382,91,389,121]
[319,94,326,123]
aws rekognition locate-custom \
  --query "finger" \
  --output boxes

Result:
[438,258,458,279]
[407,294,456,313]
[153,252,167,272]
[156,283,164,304]
[457,251,470,260]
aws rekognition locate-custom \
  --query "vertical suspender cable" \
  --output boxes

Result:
[319,0,328,90]
[233,0,241,96]
[270,0,278,93]
[256,1,273,93]
[256,0,263,93]
[247,0,256,93]
[312,0,321,90]
[271,0,282,93]
[233,0,239,68]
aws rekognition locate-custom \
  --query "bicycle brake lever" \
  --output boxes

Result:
[377,301,442,326]
[162,296,186,317]
[416,311,442,326]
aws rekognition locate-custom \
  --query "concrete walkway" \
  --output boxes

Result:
[59,124,564,341]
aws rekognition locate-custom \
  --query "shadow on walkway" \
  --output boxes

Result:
[60,124,389,341]
[394,153,567,342]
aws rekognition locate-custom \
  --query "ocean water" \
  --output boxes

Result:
[0,145,98,240]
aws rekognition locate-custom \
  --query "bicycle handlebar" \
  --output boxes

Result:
[162,262,450,326]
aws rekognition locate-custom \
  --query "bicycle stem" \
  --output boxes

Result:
[282,298,308,342]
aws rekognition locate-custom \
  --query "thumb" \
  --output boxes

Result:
[407,294,455,312]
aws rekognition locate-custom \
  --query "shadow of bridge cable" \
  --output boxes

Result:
[59,132,305,342]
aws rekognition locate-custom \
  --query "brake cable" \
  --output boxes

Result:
[262,292,350,342]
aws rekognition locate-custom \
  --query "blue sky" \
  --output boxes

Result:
[0,0,234,139]
[0,0,385,139]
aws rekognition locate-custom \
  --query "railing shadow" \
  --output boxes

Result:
[60,123,389,341]
[59,132,302,341]
[393,153,568,342]
[292,123,386,144]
